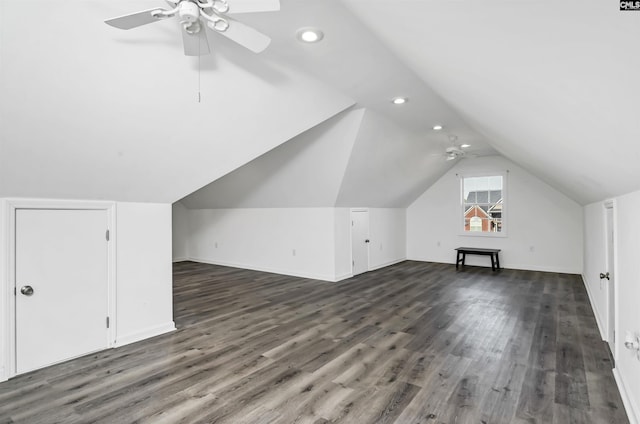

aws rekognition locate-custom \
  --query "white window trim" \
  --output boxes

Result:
[459,171,508,238]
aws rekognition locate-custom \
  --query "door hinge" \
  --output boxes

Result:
[106,229,110,241]
[106,317,110,328]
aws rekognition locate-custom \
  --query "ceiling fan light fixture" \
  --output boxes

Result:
[297,27,324,43]
[461,144,471,148]
[446,153,457,161]
[433,125,443,131]
[391,97,408,105]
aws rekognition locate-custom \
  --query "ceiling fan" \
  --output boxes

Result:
[105,0,280,56]
[429,134,471,161]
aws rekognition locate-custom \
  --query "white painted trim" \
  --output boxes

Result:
[0,366,5,383]
[581,273,606,340]
[189,257,337,282]
[614,367,639,424]
[114,322,176,348]
[406,257,580,274]
[458,170,508,238]
[4,199,117,379]
[172,257,189,263]
[334,272,353,282]
[369,258,406,272]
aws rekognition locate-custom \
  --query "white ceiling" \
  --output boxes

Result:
[342,0,640,204]
[2,0,638,206]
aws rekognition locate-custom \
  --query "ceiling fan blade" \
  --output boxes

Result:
[105,8,167,30]
[225,0,280,14]
[182,25,211,56]
[214,17,271,53]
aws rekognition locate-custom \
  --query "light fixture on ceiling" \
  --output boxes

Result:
[391,97,408,105]
[433,125,443,131]
[297,27,324,43]
[461,144,471,148]
[446,153,457,161]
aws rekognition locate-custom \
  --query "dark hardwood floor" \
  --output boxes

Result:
[0,261,629,423]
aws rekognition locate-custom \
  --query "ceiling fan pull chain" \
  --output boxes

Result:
[200,10,229,32]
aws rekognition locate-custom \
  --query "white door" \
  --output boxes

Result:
[605,204,616,356]
[351,210,369,276]
[15,209,109,374]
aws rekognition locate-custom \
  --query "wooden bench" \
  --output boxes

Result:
[455,247,501,271]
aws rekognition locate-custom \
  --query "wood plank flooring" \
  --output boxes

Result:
[0,261,629,423]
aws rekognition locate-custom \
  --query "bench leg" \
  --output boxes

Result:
[490,254,496,271]
[495,253,500,270]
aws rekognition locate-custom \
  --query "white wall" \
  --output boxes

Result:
[368,208,407,270]
[583,202,608,335]
[0,200,6,380]
[115,202,174,346]
[172,202,189,262]
[334,208,353,281]
[187,208,338,281]
[407,155,583,273]
[608,192,640,423]
[179,206,407,282]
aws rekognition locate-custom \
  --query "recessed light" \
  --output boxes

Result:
[433,125,443,131]
[296,27,324,43]
[392,97,408,105]
[461,144,471,148]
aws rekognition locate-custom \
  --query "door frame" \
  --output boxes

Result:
[603,199,617,360]
[350,208,370,276]
[3,199,117,380]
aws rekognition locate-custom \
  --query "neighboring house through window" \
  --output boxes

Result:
[461,174,506,235]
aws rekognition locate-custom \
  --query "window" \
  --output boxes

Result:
[461,174,505,235]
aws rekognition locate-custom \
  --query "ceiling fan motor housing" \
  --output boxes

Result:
[179,1,200,23]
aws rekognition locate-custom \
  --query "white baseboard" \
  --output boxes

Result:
[334,272,353,282]
[115,322,176,348]
[0,366,5,383]
[581,274,606,340]
[369,258,406,272]
[406,257,580,274]
[172,257,189,263]
[614,368,639,424]
[189,257,337,282]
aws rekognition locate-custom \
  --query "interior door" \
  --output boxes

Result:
[605,204,616,356]
[351,210,369,276]
[15,209,109,374]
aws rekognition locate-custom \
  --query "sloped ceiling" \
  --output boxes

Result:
[182,108,364,208]
[4,1,628,207]
[342,0,640,205]
[0,1,354,202]
[182,107,456,209]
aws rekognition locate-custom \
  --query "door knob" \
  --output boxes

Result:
[599,272,610,280]
[20,285,34,296]
[365,239,370,243]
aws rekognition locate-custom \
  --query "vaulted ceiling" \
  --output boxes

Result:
[1,0,638,206]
